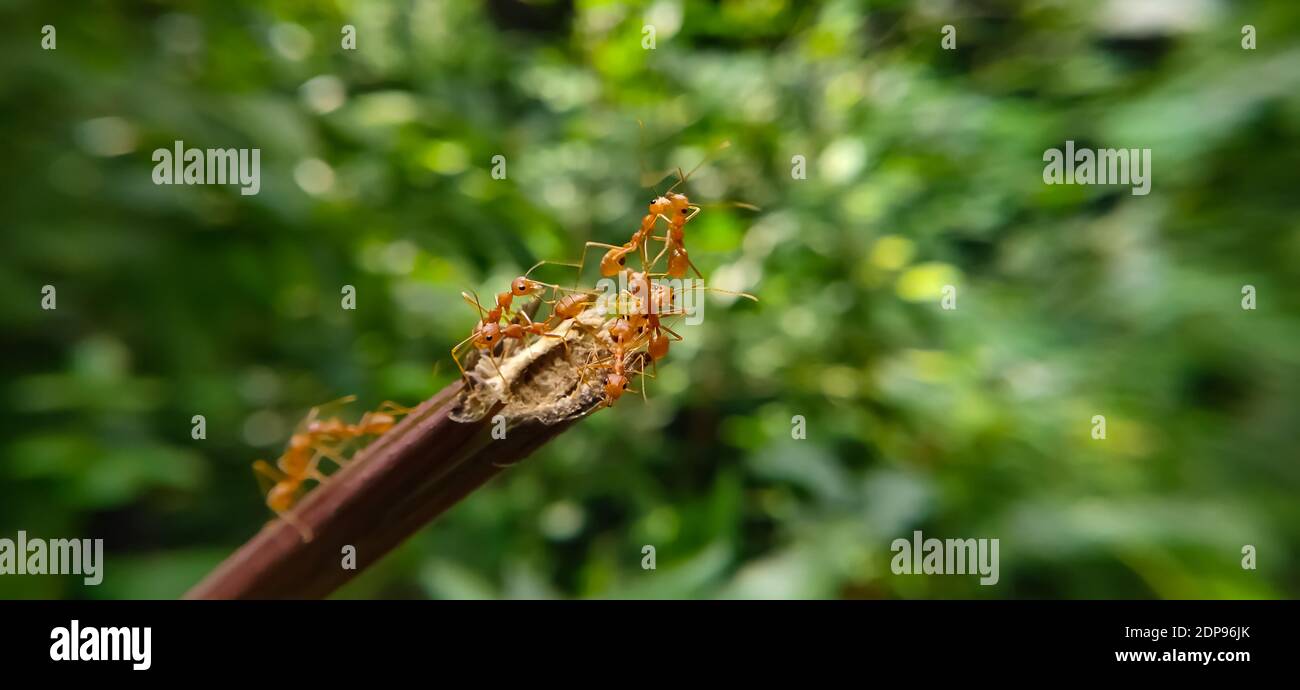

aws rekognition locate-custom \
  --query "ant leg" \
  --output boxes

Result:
[304,460,330,483]
[314,444,350,469]
[574,241,626,288]
[579,355,616,371]
[307,467,329,483]
[316,395,359,413]
[297,396,356,438]
[462,291,491,320]
[254,468,313,540]
[275,507,314,543]
[550,317,577,341]
[484,348,512,400]
[577,241,624,268]
[576,355,611,377]
[299,405,324,433]
[376,400,414,416]
[523,258,582,281]
[301,438,346,473]
[576,354,613,388]
[535,328,571,357]
[684,250,705,279]
[252,460,283,495]
[649,238,671,273]
[551,311,600,349]
[640,213,675,270]
[635,352,660,380]
[451,333,478,380]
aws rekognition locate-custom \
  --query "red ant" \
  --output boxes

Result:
[305,400,413,448]
[578,316,649,407]
[642,189,698,278]
[573,143,718,280]
[254,397,415,541]
[252,396,360,540]
[451,261,581,385]
[580,141,755,281]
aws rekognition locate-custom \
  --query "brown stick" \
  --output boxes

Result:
[184,381,580,599]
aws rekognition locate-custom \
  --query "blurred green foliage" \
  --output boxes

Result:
[1,0,1298,599]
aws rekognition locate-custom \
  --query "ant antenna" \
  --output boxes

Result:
[637,119,658,192]
[705,285,758,302]
[523,259,585,286]
[462,291,490,320]
[665,140,732,195]
[655,282,759,305]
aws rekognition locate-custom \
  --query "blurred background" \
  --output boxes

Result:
[2,0,1298,599]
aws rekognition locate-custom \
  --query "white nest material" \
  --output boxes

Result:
[450,306,646,427]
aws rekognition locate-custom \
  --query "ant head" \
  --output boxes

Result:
[475,322,502,348]
[289,433,312,451]
[511,277,536,297]
[628,313,647,333]
[650,196,672,216]
[651,283,674,312]
[627,271,650,297]
[668,193,690,212]
[610,318,633,342]
[604,373,629,401]
[267,483,296,512]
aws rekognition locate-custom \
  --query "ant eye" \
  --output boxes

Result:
[618,257,625,265]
